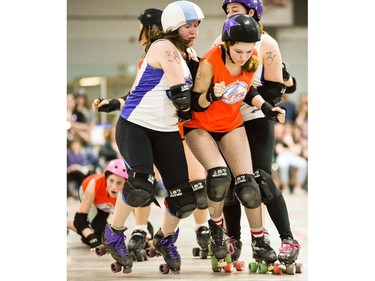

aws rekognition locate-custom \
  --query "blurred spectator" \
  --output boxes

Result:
[76,89,97,133]
[98,122,121,166]
[277,94,297,123]
[67,92,91,145]
[295,93,308,160]
[67,137,95,198]
[274,122,308,195]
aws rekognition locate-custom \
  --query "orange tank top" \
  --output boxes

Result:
[184,46,256,132]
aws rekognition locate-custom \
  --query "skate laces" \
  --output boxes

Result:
[105,227,128,257]
[160,228,180,259]
[279,242,301,253]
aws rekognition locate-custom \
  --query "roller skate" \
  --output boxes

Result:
[192,226,210,259]
[208,219,234,273]
[227,238,245,271]
[127,229,148,262]
[248,235,277,274]
[275,237,303,275]
[153,228,181,274]
[263,228,270,245]
[95,224,133,274]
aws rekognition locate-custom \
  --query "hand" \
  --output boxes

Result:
[92,98,108,111]
[206,82,225,103]
[92,98,121,113]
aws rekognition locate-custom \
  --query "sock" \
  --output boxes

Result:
[134,224,148,234]
[251,227,264,238]
[211,217,223,228]
[194,223,208,232]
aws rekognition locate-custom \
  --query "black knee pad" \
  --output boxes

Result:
[234,174,261,209]
[191,179,208,209]
[164,182,197,219]
[206,167,232,202]
[224,179,238,206]
[254,169,281,205]
[122,169,156,207]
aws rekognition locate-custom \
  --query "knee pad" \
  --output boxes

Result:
[191,179,208,209]
[224,179,238,206]
[164,182,197,219]
[122,169,156,207]
[234,174,261,209]
[254,169,281,205]
[206,167,232,202]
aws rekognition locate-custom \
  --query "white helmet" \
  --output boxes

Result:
[161,1,205,32]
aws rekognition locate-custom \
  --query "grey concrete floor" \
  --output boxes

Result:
[67,189,308,280]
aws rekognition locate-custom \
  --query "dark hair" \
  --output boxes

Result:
[144,27,190,54]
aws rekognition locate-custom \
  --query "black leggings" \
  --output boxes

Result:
[223,117,293,241]
[115,117,189,191]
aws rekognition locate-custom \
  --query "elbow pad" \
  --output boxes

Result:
[73,212,91,235]
[257,80,286,106]
[191,91,208,112]
[285,77,297,94]
[243,86,259,106]
[170,84,191,110]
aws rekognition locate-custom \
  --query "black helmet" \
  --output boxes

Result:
[138,8,163,30]
[222,14,260,43]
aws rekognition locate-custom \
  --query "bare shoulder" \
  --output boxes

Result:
[261,33,280,52]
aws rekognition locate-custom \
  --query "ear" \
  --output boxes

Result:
[249,9,255,17]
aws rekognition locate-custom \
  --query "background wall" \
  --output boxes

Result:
[67,0,307,107]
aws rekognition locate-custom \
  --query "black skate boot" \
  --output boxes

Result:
[192,226,210,259]
[277,237,303,274]
[252,235,277,264]
[208,219,232,271]
[278,237,301,264]
[228,237,242,262]
[127,229,147,262]
[153,228,181,273]
[101,224,133,273]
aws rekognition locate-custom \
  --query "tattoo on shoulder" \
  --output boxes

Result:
[196,70,202,80]
[265,50,281,66]
[165,50,181,64]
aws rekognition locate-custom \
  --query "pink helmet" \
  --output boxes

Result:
[104,159,128,179]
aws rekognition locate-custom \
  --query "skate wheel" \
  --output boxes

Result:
[146,247,156,258]
[159,263,170,274]
[95,245,106,257]
[295,263,303,273]
[111,261,122,273]
[192,247,200,257]
[258,263,268,274]
[200,249,208,259]
[249,262,258,273]
[223,262,234,273]
[235,260,245,271]
[272,263,283,275]
[286,263,296,275]
[212,266,221,272]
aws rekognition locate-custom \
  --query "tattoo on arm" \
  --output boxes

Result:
[165,50,181,64]
[265,50,280,66]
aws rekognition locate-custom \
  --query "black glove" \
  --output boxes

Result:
[98,99,121,113]
[282,62,291,81]
[261,102,278,121]
[177,109,192,122]
[82,233,101,248]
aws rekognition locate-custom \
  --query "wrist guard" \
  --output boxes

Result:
[98,99,121,112]
[83,233,101,248]
[205,84,221,103]
[261,102,278,121]
[177,109,192,122]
